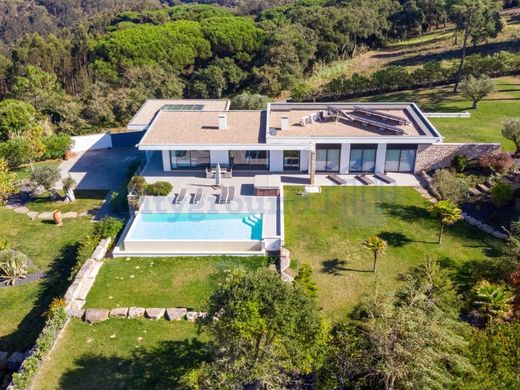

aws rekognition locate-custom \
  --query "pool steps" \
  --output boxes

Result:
[243,214,261,228]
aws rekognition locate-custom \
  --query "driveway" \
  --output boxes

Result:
[59,148,144,190]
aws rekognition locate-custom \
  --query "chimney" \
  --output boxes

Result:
[281,116,289,131]
[218,114,227,130]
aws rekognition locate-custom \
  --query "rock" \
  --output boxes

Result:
[0,351,8,369]
[145,308,165,320]
[37,211,54,220]
[14,206,29,214]
[110,308,128,318]
[27,211,39,221]
[128,307,145,319]
[481,224,495,234]
[66,308,85,318]
[7,352,25,371]
[79,211,90,218]
[185,311,205,322]
[492,231,508,240]
[62,211,78,219]
[84,309,109,323]
[165,308,187,321]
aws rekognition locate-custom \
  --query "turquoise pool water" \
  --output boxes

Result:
[128,213,263,241]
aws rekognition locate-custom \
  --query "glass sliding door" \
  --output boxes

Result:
[170,150,210,169]
[316,144,341,172]
[284,151,300,171]
[349,145,377,173]
[384,145,417,172]
[229,150,269,170]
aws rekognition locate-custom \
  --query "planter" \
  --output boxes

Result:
[53,210,63,226]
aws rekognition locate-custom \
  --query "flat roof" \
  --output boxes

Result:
[268,103,439,139]
[128,99,230,128]
[139,110,266,146]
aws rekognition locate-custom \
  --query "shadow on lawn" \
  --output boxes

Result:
[0,242,79,353]
[321,258,372,275]
[377,202,430,221]
[59,338,211,389]
[378,231,412,247]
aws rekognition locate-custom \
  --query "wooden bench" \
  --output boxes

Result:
[374,173,396,184]
[327,173,346,185]
[355,174,374,185]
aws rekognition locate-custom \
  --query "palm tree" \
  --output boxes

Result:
[363,236,387,272]
[428,200,462,244]
[473,280,514,324]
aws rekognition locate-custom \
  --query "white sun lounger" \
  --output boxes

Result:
[193,188,203,204]
[175,188,187,204]
[226,186,236,204]
[219,186,228,204]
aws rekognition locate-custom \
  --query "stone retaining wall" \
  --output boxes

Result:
[414,143,501,173]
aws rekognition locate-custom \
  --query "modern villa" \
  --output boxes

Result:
[114,99,451,257]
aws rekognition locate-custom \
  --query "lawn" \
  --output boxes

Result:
[84,256,269,310]
[32,319,208,390]
[284,186,500,319]
[355,76,519,151]
[26,189,107,213]
[0,207,93,353]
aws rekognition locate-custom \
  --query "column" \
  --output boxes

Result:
[161,150,171,172]
[375,143,387,174]
[210,150,230,167]
[269,150,284,172]
[309,150,316,185]
[339,143,351,174]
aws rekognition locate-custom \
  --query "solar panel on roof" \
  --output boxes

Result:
[353,106,410,125]
[161,104,205,111]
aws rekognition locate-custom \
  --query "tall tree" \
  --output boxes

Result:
[502,118,520,157]
[459,75,496,109]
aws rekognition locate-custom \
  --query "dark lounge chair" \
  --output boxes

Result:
[374,173,396,184]
[193,188,203,204]
[355,174,374,185]
[327,173,346,185]
[175,188,187,204]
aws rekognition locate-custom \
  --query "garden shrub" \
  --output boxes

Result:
[0,239,10,250]
[431,169,471,204]
[0,138,32,169]
[451,154,469,173]
[69,235,99,281]
[93,216,124,240]
[145,181,173,196]
[491,182,514,208]
[129,175,146,195]
[478,153,514,174]
[42,133,73,160]
[0,157,17,205]
[0,249,31,286]
[12,298,68,390]
[30,165,61,196]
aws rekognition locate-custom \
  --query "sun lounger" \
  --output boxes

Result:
[219,186,228,204]
[374,173,396,184]
[355,174,374,185]
[327,173,346,185]
[468,187,481,196]
[193,188,203,204]
[476,183,491,193]
[175,188,187,204]
[227,186,236,203]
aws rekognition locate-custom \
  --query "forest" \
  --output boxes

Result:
[0,0,513,168]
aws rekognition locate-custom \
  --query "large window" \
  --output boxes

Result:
[284,151,300,171]
[349,144,377,172]
[316,144,341,172]
[229,150,269,169]
[170,150,210,169]
[385,145,417,172]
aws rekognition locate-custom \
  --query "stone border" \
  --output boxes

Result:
[9,206,95,221]
[75,307,206,323]
[279,247,293,282]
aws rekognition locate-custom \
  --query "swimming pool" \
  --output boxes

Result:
[126,213,263,241]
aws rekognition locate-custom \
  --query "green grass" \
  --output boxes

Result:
[26,190,107,213]
[0,207,93,353]
[354,76,520,151]
[284,186,501,319]
[12,160,61,181]
[85,256,269,310]
[33,319,207,390]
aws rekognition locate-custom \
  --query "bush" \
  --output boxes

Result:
[0,138,32,169]
[230,92,269,109]
[31,165,61,194]
[0,249,31,286]
[145,181,173,196]
[93,216,124,240]
[478,153,515,174]
[69,235,99,281]
[451,154,469,173]
[491,182,514,208]
[42,133,73,160]
[431,169,471,204]
[0,157,17,205]
[129,175,146,195]
[0,239,10,250]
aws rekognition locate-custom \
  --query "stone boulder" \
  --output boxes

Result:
[186,311,205,322]
[165,308,187,321]
[66,308,85,318]
[145,308,165,320]
[128,307,145,319]
[110,308,128,318]
[84,309,109,323]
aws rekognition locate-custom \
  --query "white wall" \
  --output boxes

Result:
[375,143,387,174]
[300,150,310,172]
[339,143,350,174]
[71,133,112,152]
[162,150,171,172]
[210,150,230,166]
[269,150,284,172]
